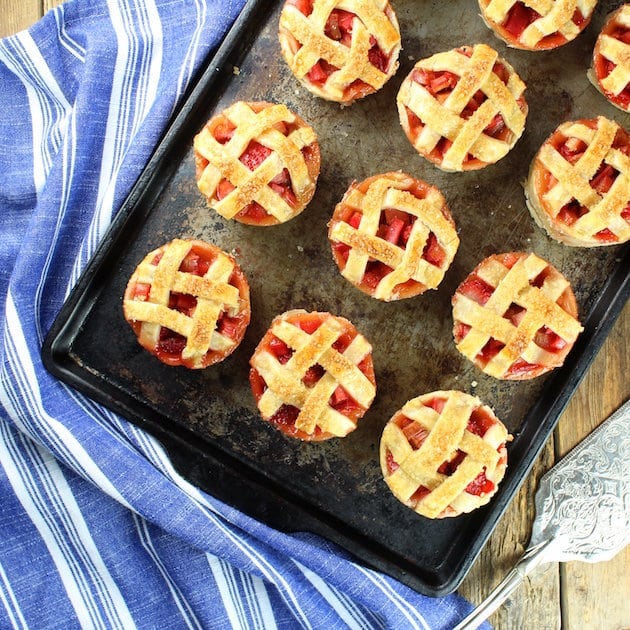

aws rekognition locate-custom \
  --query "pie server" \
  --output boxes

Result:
[454,397,630,630]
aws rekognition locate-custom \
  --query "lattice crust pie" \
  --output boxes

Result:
[525,117,630,247]
[452,252,583,380]
[478,0,597,51]
[327,172,459,301]
[589,4,630,113]
[380,390,511,519]
[278,0,401,104]
[249,310,376,440]
[123,239,251,369]
[396,43,527,172]
[194,101,321,226]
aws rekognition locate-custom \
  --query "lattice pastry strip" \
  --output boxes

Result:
[194,101,320,225]
[123,239,250,368]
[278,0,401,104]
[397,44,527,172]
[380,391,510,519]
[328,172,459,301]
[589,5,630,112]
[525,117,630,246]
[250,310,376,440]
[452,253,583,380]
[480,0,597,50]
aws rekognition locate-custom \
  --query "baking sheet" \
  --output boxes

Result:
[43,0,630,596]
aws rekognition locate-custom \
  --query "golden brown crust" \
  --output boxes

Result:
[380,390,510,519]
[589,5,630,112]
[478,0,597,51]
[451,252,583,380]
[278,0,401,104]
[525,117,630,247]
[194,101,320,226]
[249,309,376,440]
[327,171,459,301]
[396,44,527,172]
[123,239,250,369]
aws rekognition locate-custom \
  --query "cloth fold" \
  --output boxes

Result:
[0,1,488,627]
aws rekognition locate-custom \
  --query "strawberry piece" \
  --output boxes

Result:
[288,0,313,16]
[402,420,429,449]
[383,217,406,244]
[157,329,187,357]
[307,59,338,85]
[133,283,150,300]
[438,450,466,476]
[460,275,495,305]
[385,449,399,474]
[534,326,567,352]
[213,120,235,143]
[271,404,300,427]
[485,113,505,137]
[240,141,271,171]
[217,317,241,340]
[465,469,495,496]
[504,2,540,37]
[269,337,292,364]
[368,41,388,72]
[590,164,617,193]
[216,179,235,200]
[467,408,495,437]
[424,397,446,413]
[504,303,526,326]
[303,364,325,386]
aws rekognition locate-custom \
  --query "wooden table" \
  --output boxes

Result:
[3,2,629,628]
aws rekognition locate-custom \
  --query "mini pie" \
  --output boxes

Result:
[452,252,583,380]
[380,390,511,519]
[396,43,527,172]
[478,0,597,51]
[123,238,250,369]
[278,0,401,104]
[194,101,321,226]
[525,116,630,247]
[249,309,376,440]
[589,4,630,113]
[327,172,459,301]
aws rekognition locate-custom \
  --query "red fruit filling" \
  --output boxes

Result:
[497,1,586,49]
[331,179,449,295]
[594,17,630,108]
[454,254,572,376]
[405,49,522,168]
[131,245,248,367]
[386,400,502,501]
[291,6,392,101]
[542,122,630,242]
[249,313,374,439]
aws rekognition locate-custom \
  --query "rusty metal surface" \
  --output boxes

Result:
[49,0,630,595]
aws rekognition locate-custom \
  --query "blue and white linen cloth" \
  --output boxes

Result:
[0,1,488,627]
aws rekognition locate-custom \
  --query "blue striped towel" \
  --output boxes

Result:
[0,1,488,627]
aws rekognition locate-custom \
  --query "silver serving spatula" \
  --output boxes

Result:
[454,398,630,630]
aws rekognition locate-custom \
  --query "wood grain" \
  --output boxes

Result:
[2,2,629,629]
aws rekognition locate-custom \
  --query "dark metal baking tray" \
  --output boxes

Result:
[42,0,630,596]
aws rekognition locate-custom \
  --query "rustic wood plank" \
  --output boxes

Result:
[0,2,40,38]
